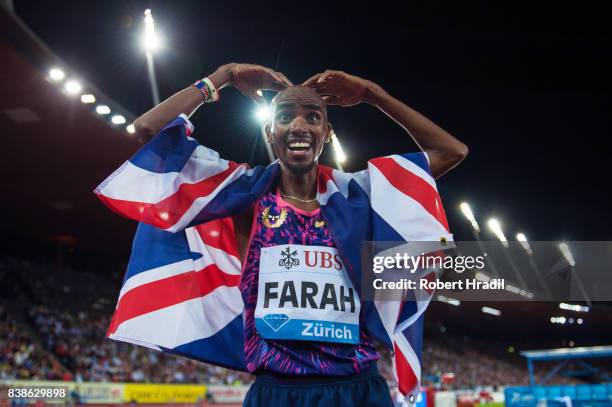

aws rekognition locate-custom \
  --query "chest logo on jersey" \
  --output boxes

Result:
[279,247,300,269]
[262,206,287,228]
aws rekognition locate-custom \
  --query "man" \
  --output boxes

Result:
[96,63,467,406]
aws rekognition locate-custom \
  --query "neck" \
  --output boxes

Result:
[278,164,318,201]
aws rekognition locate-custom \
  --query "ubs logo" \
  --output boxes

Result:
[278,246,299,269]
[304,250,344,270]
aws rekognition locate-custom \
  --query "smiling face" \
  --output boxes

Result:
[266,86,331,175]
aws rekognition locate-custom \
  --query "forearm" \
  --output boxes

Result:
[364,83,468,178]
[133,64,235,139]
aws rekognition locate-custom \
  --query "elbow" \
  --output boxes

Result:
[133,118,157,141]
[437,143,468,167]
[453,143,469,164]
[428,143,468,179]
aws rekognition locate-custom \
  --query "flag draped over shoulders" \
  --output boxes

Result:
[94,114,452,399]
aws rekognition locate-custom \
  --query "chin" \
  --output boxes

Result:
[284,160,316,175]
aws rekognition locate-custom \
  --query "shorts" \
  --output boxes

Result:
[243,364,393,407]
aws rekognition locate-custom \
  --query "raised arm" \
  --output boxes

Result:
[303,70,468,178]
[133,63,293,140]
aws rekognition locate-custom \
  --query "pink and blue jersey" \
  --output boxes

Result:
[239,189,379,376]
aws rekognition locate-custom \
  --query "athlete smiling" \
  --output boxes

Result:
[108,62,467,406]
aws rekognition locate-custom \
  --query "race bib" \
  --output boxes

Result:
[254,244,360,344]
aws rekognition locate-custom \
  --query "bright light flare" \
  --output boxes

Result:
[96,105,111,115]
[559,242,576,266]
[331,130,347,163]
[49,67,65,81]
[80,94,96,104]
[126,124,136,134]
[143,9,160,52]
[111,115,126,124]
[550,316,567,324]
[487,218,508,247]
[559,303,589,313]
[437,295,461,306]
[64,80,82,95]
[516,232,533,255]
[459,202,480,233]
[481,306,501,316]
[255,105,272,123]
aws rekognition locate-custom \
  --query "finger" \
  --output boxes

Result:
[318,71,339,84]
[275,72,293,87]
[322,95,341,105]
[263,73,290,92]
[302,73,322,87]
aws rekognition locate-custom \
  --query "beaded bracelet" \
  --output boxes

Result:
[192,77,219,103]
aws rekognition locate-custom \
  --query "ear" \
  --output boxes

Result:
[325,123,333,144]
[264,122,274,143]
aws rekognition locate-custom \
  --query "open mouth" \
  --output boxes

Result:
[287,140,312,153]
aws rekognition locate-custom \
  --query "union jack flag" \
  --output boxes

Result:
[94,114,452,401]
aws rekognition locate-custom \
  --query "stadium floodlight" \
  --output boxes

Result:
[64,80,82,95]
[487,218,508,247]
[256,90,264,97]
[143,9,160,52]
[559,303,589,313]
[126,124,136,134]
[96,105,111,115]
[459,202,480,233]
[481,306,501,316]
[550,316,567,324]
[558,242,576,266]
[331,130,347,163]
[437,295,460,306]
[49,67,65,81]
[516,232,533,255]
[111,115,126,125]
[255,105,272,123]
[142,9,161,105]
[577,318,583,324]
[80,94,96,104]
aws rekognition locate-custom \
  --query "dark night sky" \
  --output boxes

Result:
[13,0,612,241]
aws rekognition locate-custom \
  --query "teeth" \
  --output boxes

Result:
[288,142,310,148]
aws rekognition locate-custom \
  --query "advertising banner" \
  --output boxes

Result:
[123,383,207,404]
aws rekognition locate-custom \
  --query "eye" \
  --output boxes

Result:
[307,113,321,123]
[276,112,291,123]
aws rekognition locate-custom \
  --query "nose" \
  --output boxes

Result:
[289,116,309,136]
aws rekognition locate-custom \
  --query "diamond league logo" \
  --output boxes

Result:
[278,246,300,269]
[262,314,291,332]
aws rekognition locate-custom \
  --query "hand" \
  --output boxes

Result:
[210,63,293,104]
[302,70,374,107]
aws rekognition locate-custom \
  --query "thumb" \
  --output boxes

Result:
[322,95,341,105]
[302,73,322,88]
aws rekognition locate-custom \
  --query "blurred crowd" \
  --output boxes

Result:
[0,305,71,381]
[0,254,595,389]
[28,305,250,385]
